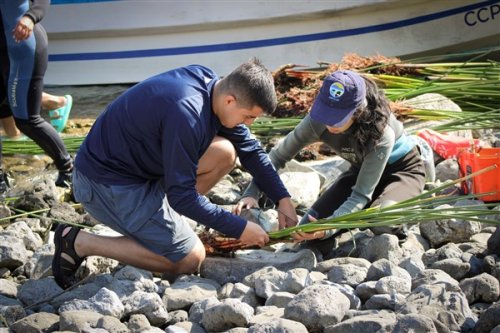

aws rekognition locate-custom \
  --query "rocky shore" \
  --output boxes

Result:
[0,93,499,333]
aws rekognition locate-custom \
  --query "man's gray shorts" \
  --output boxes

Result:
[72,167,198,262]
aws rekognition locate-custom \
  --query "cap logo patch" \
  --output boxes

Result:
[329,82,345,101]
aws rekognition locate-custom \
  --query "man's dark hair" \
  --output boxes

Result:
[219,58,277,114]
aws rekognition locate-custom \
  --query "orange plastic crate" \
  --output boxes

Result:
[458,147,500,202]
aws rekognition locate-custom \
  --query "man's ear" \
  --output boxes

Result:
[224,94,236,106]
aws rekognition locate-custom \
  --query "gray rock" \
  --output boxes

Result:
[359,234,403,263]
[59,310,129,333]
[168,309,188,325]
[366,259,411,283]
[250,306,284,326]
[278,171,321,209]
[422,243,463,267]
[0,234,28,270]
[393,313,438,333]
[316,257,371,273]
[50,274,113,308]
[201,298,254,332]
[375,276,411,295]
[488,227,500,255]
[473,302,500,333]
[220,282,259,308]
[207,176,241,205]
[419,204,482,247]
[459,273,500,303]
[24,243,55,280]
[166,321,205,333]
[0,304,26,327]
[163,280,218,311]
[59,287,124,318]
[0,279,18,298]
[124,291,170,326]
[411,269,459,290]
[239,208,279,233]
[318,281,362,310]
[248,318,308,333]
[201,249,316,284]
[397,282,475,332]
[188,296,219,324]
[430,258,470,281]
[48,202,85,226]
[5,221,43,252]
[355,281,378,302]
[9,312,59,333]
[17,278,62,309]
[435,160,460,182]
[364,293,406,311]
[398,256,425,279]
[327,264,367,287]
[253,267,287,299]
[284,284,350,332]
[264,291,295,308]
[284,268,314,294]
[127,314,152,333]
[324,312,397,333]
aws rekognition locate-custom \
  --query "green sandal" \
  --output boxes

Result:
[48,95,73,133]
[52,224,85,289]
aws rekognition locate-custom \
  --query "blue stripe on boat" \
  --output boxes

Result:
[49,0,499,62]
[51,0,118,4]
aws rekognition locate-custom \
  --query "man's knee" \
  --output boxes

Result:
[214,138,237,172]
[175,239,206,274]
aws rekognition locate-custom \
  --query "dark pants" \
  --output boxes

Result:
[311,146,426,224]
[0,9,71,171]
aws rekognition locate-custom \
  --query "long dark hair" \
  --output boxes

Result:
[350,75,391,159]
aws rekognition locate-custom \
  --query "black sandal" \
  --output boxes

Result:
[52,224,85,289]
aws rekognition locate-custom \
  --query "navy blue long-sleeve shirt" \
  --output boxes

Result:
[75,65,290,238]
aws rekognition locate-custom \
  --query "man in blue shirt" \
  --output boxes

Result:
[51,59,298,289]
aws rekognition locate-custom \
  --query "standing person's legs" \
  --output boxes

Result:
[7,24,72,184]
[52,136,236,289]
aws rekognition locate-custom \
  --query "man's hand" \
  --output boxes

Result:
[232,196,258,215]
[277,197,298,229]
[238,221,269,247]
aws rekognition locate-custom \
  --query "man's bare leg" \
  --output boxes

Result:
[196,135,236,195]
[68,228,205,274]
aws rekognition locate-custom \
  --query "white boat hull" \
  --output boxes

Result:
[43,0,500,85]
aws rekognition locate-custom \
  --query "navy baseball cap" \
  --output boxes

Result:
[310,70,366,127]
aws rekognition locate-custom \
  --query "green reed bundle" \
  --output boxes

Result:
[268,165,499,240]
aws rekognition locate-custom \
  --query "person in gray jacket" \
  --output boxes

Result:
[234,70,426,250]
